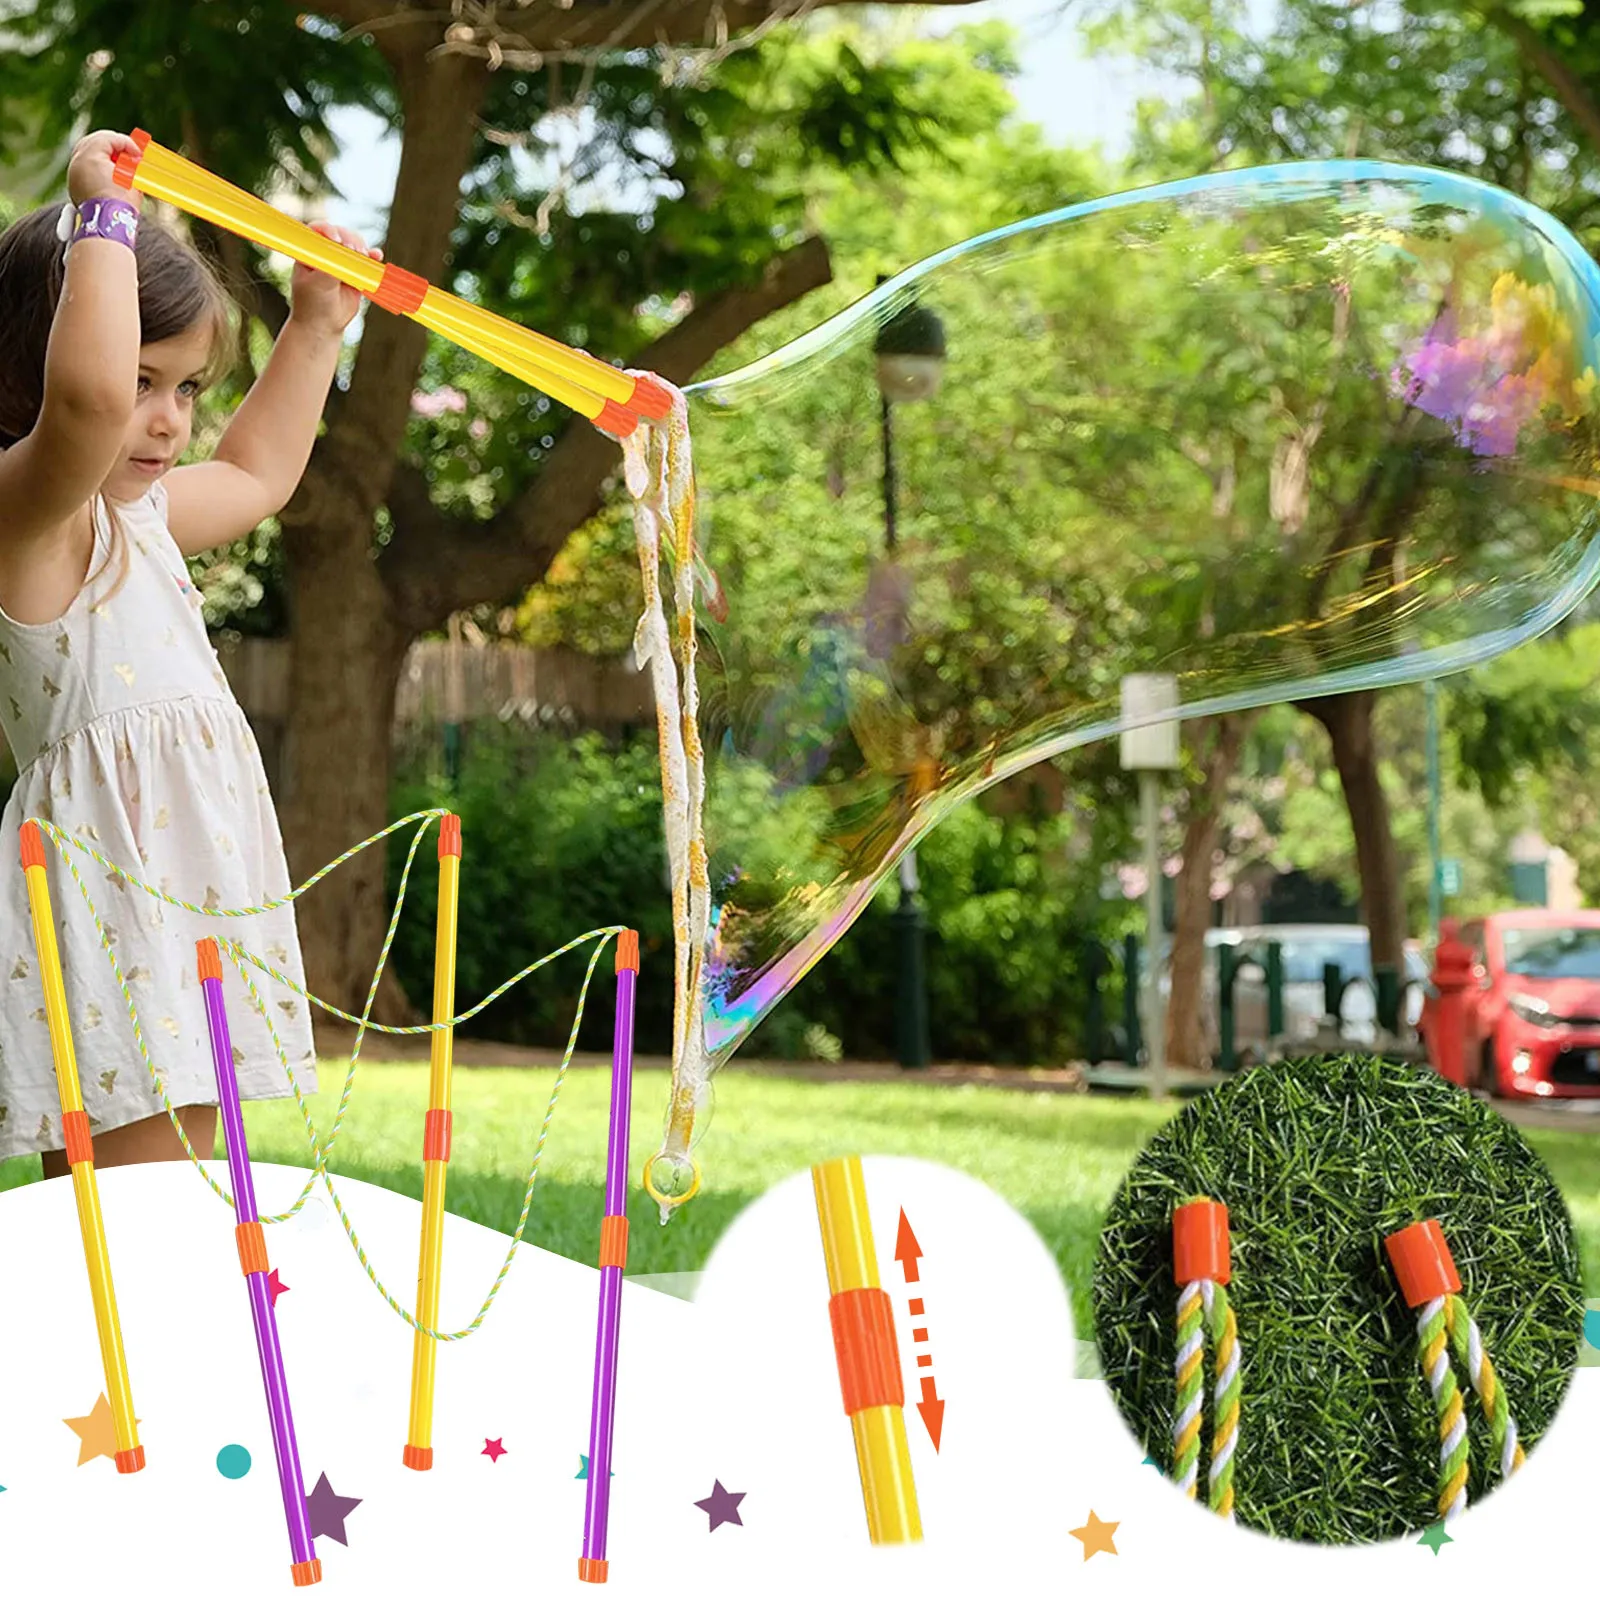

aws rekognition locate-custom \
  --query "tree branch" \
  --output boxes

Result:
[1488,6,1600,153]
[308,0,984,59]
[310,47,491,517]
[382,231,833,630]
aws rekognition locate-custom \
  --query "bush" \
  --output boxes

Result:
[389,724,680,1057]
[777,797,1137,1063]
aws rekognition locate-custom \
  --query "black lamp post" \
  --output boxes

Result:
[873,285,946,1070]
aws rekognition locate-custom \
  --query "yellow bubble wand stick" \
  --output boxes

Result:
[111,129,672,439]
[812,1155,921,1544]
[403,813,462,1471]
[18,821,145,1474]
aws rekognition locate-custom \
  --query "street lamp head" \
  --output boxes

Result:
[874,296,947,404]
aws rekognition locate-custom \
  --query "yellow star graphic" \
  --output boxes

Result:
[63,1395,139,1466]
[1070,1510,1120,1560]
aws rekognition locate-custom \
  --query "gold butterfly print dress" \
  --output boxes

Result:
[0,483,316,1160]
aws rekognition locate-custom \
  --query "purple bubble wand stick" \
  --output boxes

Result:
[198,938,322,1589]
[578,928,640,1584]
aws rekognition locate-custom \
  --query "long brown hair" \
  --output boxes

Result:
[0,202,233,596]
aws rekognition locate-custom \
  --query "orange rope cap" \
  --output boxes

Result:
[1173,1197,1231,1286]
[615,929,640,974]
[1385,1218,1461,1307]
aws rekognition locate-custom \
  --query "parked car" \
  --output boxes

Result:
[1418,909,1600,1098]
[1200,924,1428,1062]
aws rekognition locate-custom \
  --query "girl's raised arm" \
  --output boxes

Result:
[0,133,142,564]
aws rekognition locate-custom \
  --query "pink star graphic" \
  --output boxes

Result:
[482,1438,507,1463]
[267,1269,289,1308]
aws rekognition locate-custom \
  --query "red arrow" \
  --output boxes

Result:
[894,1210,923,1283]
[916,1375,944,1451]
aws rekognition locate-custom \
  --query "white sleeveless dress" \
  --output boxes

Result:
[0,482,316,1162]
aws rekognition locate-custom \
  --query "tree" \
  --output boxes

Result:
[0,2,998,1018]
[1085,0,1600,989]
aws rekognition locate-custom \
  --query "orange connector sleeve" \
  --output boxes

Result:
[236,1221,269,1277]
[197,938,224,983]
[423,1108,452,1164]
[599,1214,629,1271]
[370,262,428,317]
[438,813,462,859]
[61,1109,94,1168]
[828,1287,904,1416]
[18,820,45,869]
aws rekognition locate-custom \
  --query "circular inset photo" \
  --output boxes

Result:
[1093,1052,1582,1544]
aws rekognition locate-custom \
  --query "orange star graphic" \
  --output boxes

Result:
[63,1395,139,1466]
[1070,1510,1119,1560]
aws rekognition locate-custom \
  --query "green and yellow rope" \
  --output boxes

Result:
[28,808,624,1343]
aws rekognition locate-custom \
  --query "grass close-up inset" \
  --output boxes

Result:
[1093,1053,1584,1545]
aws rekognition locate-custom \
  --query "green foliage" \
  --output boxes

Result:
[785,791,1141,1064]
[385,721,1136,1064]
[1094,1053,1583,1543]
[387,726,680,1057]
[1446,610,1600,900]
[0,2,390,203]
[1449,618,1600,804]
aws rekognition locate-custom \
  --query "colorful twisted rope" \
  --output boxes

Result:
[1386,1217,1525,1525]
[1418,1295,1470,1521]
[1171,1196,1240,1520]
[28,808,624,1343]
[1447,1295,1526,1480]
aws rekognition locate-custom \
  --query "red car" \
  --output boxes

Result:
[1421,909,1600,1098]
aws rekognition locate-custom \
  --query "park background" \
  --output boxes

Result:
[0,0,1597,1340]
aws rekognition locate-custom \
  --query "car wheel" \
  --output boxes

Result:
[1480,1037,1505,1099]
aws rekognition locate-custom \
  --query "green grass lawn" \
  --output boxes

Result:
[3,1063,1596,1337]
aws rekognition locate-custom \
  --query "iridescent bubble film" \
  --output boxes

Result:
[655,161,1600,1177]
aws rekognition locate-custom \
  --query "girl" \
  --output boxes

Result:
[0,129,380,1178]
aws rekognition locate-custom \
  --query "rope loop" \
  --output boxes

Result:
[27,809,623,1343]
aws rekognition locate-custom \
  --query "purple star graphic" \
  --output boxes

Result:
[694,1479,745,1532]
[267,1269,289,1308]
[305,1472,362,1546]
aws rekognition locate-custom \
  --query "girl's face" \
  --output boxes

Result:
[102,323,213,503]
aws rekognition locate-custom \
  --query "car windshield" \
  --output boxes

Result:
[1246,936,1370,985]
[1501,925,1600,979]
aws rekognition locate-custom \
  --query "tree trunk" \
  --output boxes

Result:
[1165,713,1251,1068]
[1302,690,1407,973]
[279,508,413,1025]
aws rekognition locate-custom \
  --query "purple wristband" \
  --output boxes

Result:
[57,198,139,256]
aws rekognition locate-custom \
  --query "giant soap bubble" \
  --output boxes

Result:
[639,161,1600,1206]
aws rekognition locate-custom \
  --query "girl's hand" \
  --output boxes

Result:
[67,130,145,207]
[290,221,382,336]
